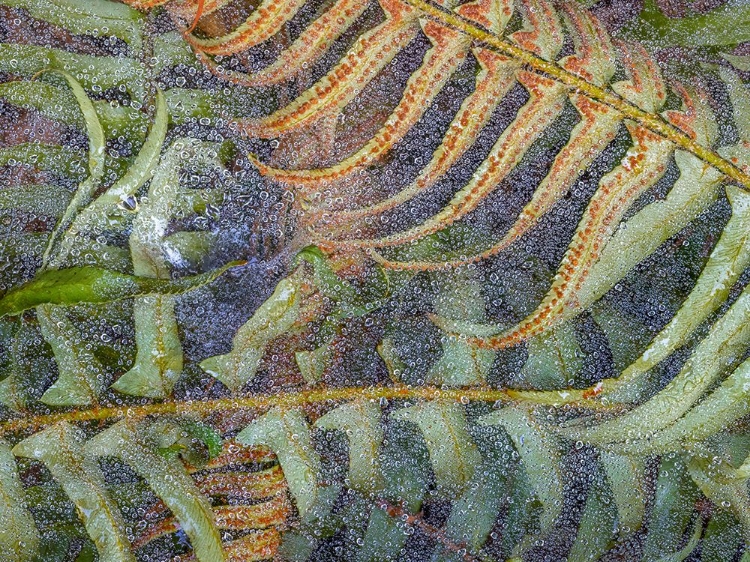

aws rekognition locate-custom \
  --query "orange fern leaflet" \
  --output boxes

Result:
[186,0,308,55]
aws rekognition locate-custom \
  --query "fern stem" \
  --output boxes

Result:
[0,385,616,436]
[404,0,750,191]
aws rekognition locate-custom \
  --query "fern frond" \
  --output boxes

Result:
[1,0,749,560]
[186,0,750,363]
[202,0,750,341]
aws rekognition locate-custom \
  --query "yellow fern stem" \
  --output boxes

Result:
[0,384,620,439]
[0,384,622,437]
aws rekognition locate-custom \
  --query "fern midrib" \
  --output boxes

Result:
[405,0,750,191]
[0,385,623,436]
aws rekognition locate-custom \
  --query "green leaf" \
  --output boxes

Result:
[37,305,107,406]
[721,53,750,72]
[376,337,409,382]
[110,295,183,398]
[85,420,225,562]
[146,418,222,467]
[567,471,616,562]
[425,335,496,386]
[0,81,147,145]
[720,68,750,142]
[295,246,385,318]
[127,138,220,278]
[426,272,497,386]
[163,231,217,268]
[521,323,583,390]
[0,318,53,410]
[153,34,201,74]
[63,241,133,271]
[655,517,703,562]
[200,275,302,391]
[0,184,71,216]
[642,457,701,560]
[617,0,750,48]
[0,0,143,47]
[500,466,539,559]
[0,81,78,123]
[182,420,223,460]
[0,143,86,181]
[295,344,332,384]
[427,271,496,386]
[170,187,225,218]
[480,406,562,531]
[315,400,384,494]
[237,407,321,518]
[357,421,430,562]
[392,401,481,497]
[12,422,135,562]
[590,302,651,373]
[600,451,646,534]
[73,541,97,562]
[37,71,106,268]
[70,89,169,236]
[434,458,506,560]
[165,88,217,122]
[296,246,358,304]
[0,261,244,317]
[0,441,40,561]
[356,507,408,562]
[0,43,144,97]
[277,532,317,562]
[701,511,742,562]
